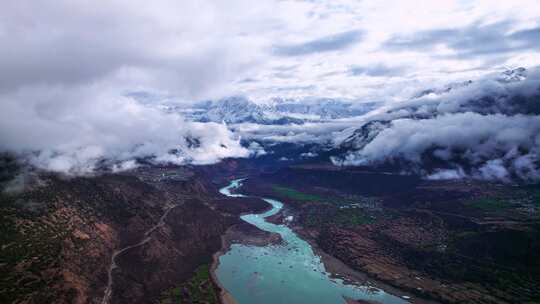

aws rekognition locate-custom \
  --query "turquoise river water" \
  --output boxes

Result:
[215,179,410,304]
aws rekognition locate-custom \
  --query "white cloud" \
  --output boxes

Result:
[2,1,540,102]
[0,83,250,174]
[427,168,466,180]
[0,0,275,173]
[1,0,540,175]
[337,111,540,180]
[227,0,540,101]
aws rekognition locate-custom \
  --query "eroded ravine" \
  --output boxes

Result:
[215,179,410,304]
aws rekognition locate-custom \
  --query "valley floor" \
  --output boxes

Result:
[2,160,539,304]
[241,164,540,304]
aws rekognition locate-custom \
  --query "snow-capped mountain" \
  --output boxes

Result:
[412,67,528,99]
[340,120,390,150]
[193,96,272,124]
[497,67,527,83]
[173,96,379,125]
[413,80,473,99]
[270,98,379,120]
[331,67,540,181]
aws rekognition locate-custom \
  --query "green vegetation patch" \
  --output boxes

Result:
[160,264,219,304]
[465,198,510,211]
[303,208,375,228]
[271,186,326,203]
[532,190,540,207]
[332,209,375,228]
[303,213,325,227]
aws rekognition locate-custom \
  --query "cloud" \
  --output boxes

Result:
[0,0,279,174]
[232,119,357,144]
[0,0,278,99]
[349,64,406,77]
[510,26,540,45]
[233,1,540,100]
[272,30,363,56]
[1,0,540,176]
[333,68,540,181]
[338,112,540,181]
[347,113,538,160]
[0,83,250,174]
[427,168,467,180]
[384,21,540,58]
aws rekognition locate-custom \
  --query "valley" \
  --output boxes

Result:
[0,165,269,304]
[214,179,411,304]
[239,164,540,304]
[1,159,539,304]
[3,2,540,304]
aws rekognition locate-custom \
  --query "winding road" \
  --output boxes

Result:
[101,204,178,304]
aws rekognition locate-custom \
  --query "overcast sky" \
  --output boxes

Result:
[1,0,540,174]
[1,0,540,102]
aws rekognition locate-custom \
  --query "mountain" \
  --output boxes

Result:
[271,97,379,120]
[413,67,528,99]
[340,120,391,151]
[497,67,528,83]
[331,67,540,181]
[414,80,473,98]
[194,96,274,124]
[0,164,270,304]
[170,96,378,125]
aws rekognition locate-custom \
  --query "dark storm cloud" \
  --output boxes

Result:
[384,21,540,57]
[273,30,363,56]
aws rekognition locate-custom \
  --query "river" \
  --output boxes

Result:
[215,178,410,304]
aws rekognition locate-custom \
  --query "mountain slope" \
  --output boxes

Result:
[331,67,540,181]
[170,96,378,125]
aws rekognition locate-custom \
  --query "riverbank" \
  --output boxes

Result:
[212,179,413,304]
[211,214,283,304]
[292,224,436,304]
[211,220,284,303]
[253,193,430,304]
[211,232,238,304]
[245,164,540,303]
[266,202,433,303]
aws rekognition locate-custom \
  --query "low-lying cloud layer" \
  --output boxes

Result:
[340,113,540,180]
[333,67,540,181]
[0,0,270,173]
[1,1,539,177]
[0,83,250,174]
